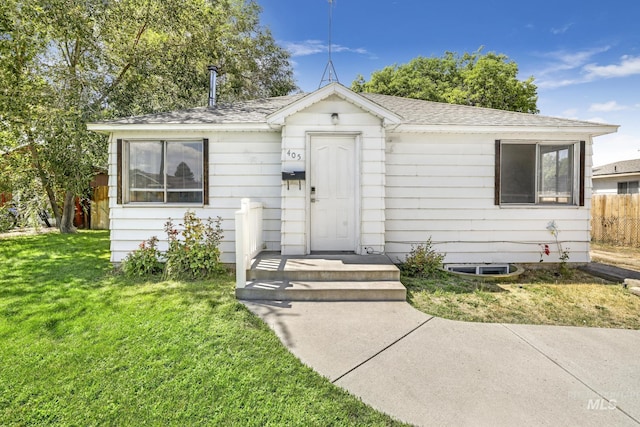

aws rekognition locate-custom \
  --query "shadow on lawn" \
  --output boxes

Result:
[121,272,264,326]
[0,232,112,327]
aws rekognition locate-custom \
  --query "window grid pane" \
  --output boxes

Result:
[619,181,639,194]
[537,145,573,204]
[166,141,203,190]
[129,142,164,190]
[500,142,577,205]
[500,144,536,204]
[127,140,204,204]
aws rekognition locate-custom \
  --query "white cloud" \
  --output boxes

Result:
[533,48,640,89]
[283,40,369,57]
[544,46,611,70]
[560,108,579,119]
[551,23,573,35]
[284,40,325,57]
[589,101,628,112]
[584,55,640,79]
[534,46,611,88]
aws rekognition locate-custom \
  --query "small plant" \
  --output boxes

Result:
[540,221,572,278]
[163,211,225,280]
[400,238,446,278]
[121,236,164,277]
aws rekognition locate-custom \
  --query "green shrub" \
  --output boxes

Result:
[400,238,446,278]
[163,211,225,280]
[121,236,164,277]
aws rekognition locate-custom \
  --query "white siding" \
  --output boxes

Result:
[105,95,600,268]
[108,130,282,264]
[385,133,594,264]
[593,175,640,194]
[279,95,386,255]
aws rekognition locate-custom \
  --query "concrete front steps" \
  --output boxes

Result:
[235,253,406,302]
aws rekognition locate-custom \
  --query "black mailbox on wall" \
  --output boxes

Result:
[282,171,305,189]
[282,171,305,180]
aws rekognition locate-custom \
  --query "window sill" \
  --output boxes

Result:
[499,204,581,209]
[121,203,206,208]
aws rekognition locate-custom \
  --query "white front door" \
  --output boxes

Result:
[310,135,356,251]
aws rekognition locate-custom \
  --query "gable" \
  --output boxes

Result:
[284,94,384,127]
[266,83,402,127]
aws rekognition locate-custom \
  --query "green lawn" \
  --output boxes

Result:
[0,231,403,426]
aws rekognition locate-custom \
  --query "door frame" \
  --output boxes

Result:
[305,132,362,254]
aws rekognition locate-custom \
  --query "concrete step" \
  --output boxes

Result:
[236,280,407,302]
[248,254,401,282]
[248,268,400,282]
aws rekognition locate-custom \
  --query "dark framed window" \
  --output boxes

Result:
[118,139,208,204]
[618,181,639,194]
[495,140,584,206]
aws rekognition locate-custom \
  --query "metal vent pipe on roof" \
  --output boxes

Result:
[208,65,218,108]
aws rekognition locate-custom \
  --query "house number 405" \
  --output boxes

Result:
[286,150,302,160]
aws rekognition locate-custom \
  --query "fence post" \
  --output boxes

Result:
[235,199,249,288]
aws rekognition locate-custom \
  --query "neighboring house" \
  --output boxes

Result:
[592,159,640,194]
[88,83,618,266]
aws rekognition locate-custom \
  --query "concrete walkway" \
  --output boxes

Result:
[243,300,640,426]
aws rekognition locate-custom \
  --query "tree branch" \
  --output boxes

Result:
[93,15,150,110]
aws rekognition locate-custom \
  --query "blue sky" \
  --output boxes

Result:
[258,0,640,167]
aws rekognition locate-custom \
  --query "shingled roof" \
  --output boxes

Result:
[91,83,617,132]
[360,93,611,128]
[101,93,306,125]
[593,159,640,176]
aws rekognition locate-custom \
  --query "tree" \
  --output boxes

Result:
[1,0,297,233]
[174,162,195,182]
[352,48,538,113]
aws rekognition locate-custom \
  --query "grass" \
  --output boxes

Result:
[405,268,640,329]
[0,231,404,426]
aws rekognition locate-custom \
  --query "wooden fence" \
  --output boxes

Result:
[591,194,640,247]
[90,186,109,230]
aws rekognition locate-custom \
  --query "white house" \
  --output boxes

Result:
[88,83,618,266]
[593,159,640,194]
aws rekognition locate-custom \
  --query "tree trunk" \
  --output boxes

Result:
[27,139,62,225]
[59,190,77,234]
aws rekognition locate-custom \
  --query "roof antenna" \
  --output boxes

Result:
[319,0,339,88]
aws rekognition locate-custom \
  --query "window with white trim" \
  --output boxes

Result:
[497,141,583,205]
[122,139,206,204]
[618,181,639,194]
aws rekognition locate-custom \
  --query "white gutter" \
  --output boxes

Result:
[593,172,640,179]
[86,122,275,133]
[392,124,619,136]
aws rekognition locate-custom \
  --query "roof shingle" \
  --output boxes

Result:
[593,159,640,176]
[97,87,616,130]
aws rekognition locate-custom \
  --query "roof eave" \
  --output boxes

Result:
[86,122,275,133]
[392,124,619,136]
[593,172,640,179]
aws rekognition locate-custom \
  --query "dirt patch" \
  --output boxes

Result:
[0,227,58,239]
[591,243,640,272]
